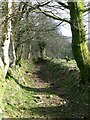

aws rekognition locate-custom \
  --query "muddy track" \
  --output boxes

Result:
[30,63,68,107]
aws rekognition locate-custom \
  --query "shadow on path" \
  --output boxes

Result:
[10,59,88,118]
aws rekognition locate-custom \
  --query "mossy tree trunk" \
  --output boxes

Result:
[38,41,46,59]
[22,40,30,60]
[0,66,5,118]
[68,1,90,83]
[0,0,12,117]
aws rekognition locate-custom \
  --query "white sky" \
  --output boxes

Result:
[59,0,89,37]
[60,24,72,37]
[0,0,88,37]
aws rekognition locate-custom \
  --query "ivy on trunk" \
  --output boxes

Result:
[68,1,90,83]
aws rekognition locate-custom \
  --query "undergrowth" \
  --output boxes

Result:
[2,58,89,118]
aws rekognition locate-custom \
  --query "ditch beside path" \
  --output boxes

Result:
[3,60,88,118]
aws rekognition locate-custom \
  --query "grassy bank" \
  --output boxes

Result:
[2,59,89,118]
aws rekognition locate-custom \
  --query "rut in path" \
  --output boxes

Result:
[30,62,68,107]
[29,63,88,118]
[3,61,88,118]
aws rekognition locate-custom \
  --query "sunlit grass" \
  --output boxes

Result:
[2,58,89,118]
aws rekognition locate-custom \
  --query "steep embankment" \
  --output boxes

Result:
[2,59,88,118]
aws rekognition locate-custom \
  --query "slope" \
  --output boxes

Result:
[2,59,89,118]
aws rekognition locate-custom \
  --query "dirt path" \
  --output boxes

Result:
[3,61,88,118]
[30,63,68,107]
[32,64,50,88]
[28,62,88,118]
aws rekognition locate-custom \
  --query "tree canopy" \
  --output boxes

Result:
[0,0,90,118]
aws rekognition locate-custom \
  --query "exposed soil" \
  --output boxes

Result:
[3,60,88,118]
[31,63,68,107]
[28,62,88,118]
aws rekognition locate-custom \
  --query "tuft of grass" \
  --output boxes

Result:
[2,58,89,118]
[0,67,6,111]
[2,60,38,118]
[43,59,89,117]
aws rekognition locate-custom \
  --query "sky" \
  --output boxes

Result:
[60,24,72,37]
[0,0,89,38]
[59,0,89,37]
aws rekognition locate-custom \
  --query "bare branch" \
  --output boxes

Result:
[38,8,70,24]
[84,7,90,12]
[57,1,70,9]
[36,1,51,8]
[38,22,64,32]
[84,2,90,12]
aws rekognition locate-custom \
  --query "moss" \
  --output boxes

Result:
[0,67,5,109]
[68,1,90,82]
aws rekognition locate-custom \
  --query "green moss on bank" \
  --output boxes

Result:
[2,59,89,118]
[0,67,5,113]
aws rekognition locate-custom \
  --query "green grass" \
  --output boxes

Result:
[0,67,5,111]
[2,58,89,118]
[46,59,88,116]
[2,60,38,118]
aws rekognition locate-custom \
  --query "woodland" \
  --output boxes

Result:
[0,0,90,119]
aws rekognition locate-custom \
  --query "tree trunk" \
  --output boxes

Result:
[15,44,23,65]
[0,58,5,119]
[10,40,16,66]
[0,0,12,117]
[22,40,30,60]
[3,0,12,76]
[12,41,16,66]
[39,48,46,59]
[68,1,90,83]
